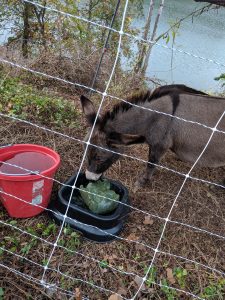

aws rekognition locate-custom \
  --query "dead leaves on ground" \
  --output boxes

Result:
[143,215,154,225]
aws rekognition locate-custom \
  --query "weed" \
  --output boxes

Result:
[3,235,20,253]
[42,223,57,237]
[0,288,4,300]
[161,279,177,300]
[173,267,188,289]
[42,258,48,266]
[133,254,141,261]
[0,75,79,128]
[99,260,109,269]
[58,225,81,252]
[144,265,157,287]
[9,220,17,226]
[65,231,81,251]
[20,238,38,256]
[201,279,225,299]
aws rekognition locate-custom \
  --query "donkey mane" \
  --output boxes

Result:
[100,84,207,128]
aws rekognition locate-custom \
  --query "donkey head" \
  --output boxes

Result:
[80,95,145,181]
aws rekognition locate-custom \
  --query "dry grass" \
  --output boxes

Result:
[0,94,225,300]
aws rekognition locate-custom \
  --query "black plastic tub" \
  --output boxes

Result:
[48,172,130,242]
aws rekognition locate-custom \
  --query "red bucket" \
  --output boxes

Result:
[0,144,60,218]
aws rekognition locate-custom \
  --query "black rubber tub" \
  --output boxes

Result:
[48,172,130,242]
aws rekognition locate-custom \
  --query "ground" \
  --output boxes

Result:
[0,85,225,300]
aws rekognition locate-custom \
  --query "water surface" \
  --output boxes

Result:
[128,0,225,92]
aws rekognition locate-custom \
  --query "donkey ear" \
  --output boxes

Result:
[80,95,97,125]
[108,132,145,146]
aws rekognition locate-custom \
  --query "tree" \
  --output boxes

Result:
[134,0,165,74]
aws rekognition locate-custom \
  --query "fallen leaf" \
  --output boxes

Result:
[166,268,176,284]
[104,254,118,264]
[127,233,139,241]
[143,215,154,225]
[75,288,82,300]
[117,287,127,296]
[108,294,123,300]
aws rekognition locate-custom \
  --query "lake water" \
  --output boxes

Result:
[127,0,225,92]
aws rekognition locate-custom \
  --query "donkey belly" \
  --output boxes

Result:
[172,131,225,168]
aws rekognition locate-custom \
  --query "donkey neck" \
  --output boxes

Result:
[104,105,148,135]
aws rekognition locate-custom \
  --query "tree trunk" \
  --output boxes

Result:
[32,1,47,48]
[22,3,30,58]
[87,0,93,31]
[134,0,154,73]
[141,0,165,75]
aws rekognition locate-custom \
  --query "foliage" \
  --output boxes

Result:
[160,279,177,300]
[215,73,225,87]
[0,0,143,60]
[201,279,225,299]
[99,260,109,269]
[58,225,81,251]
[173,267,187,289]
[0,288,4,300]
[80,179,119,214]
[144,265,157,287]
[0,74,79,128]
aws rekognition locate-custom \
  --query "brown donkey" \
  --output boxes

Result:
[80,84,225,188]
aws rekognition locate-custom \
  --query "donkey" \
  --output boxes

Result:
[80,84,225,188]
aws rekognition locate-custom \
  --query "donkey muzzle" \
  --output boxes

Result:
[85,170,102,181]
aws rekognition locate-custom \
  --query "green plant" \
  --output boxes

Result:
[65,231,80,251]
[20,238,37,256]
[201,279,225,299]
[215,73,225,87]
[0,75,79,128]
[58,225,80,252]
[3,235,20,253]
[173,267,187,289]
[161,279,177,300]
[99,260,109,269]
[42,259,48,266]
[0,287,4,300]
[42,223,57,236]
[144,265,157,287]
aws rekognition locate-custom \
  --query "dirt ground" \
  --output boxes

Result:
[0,95,225,300]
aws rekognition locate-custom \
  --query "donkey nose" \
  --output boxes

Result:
[85,170,102,181]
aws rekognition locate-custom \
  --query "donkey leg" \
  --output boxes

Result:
[134,145,166,189]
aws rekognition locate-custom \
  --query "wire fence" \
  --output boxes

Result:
[0,0,225,299]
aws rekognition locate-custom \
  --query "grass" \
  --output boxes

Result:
[0,73,79,128]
